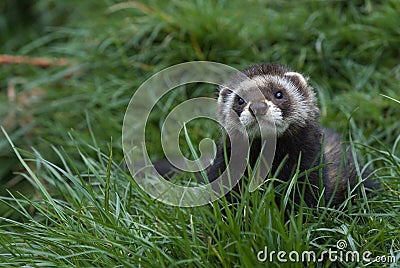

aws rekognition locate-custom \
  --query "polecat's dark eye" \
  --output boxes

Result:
[274,91,283,99]
[237,97,245,105]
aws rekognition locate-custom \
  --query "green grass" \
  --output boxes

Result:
[0,0,399,266]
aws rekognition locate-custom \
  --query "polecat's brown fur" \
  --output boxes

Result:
[156,63,377,206]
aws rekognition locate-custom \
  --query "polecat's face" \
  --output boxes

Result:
[217,64,319,138]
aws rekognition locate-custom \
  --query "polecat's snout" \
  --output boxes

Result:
[248,101,268,116]
[239,98,287,137]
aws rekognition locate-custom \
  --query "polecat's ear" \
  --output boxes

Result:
[218,86,233,103]
[284,72,308,88]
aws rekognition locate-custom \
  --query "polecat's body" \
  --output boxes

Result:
[156,63,376,206]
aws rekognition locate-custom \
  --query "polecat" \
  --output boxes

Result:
[156,63,377,206]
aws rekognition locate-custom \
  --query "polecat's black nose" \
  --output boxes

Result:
[249,102,268,117]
